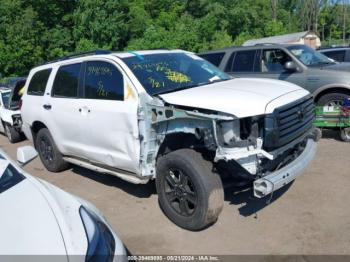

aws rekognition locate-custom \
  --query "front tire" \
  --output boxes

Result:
[5,124,21,143]
[35,128,69,172]
[156,149,224,231]
[340,128,350,142]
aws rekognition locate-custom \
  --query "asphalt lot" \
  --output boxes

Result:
[1,131,350,255]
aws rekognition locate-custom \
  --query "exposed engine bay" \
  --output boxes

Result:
[137,95,317,183]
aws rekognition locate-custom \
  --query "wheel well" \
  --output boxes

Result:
[157,133,201,159]
[31,121,47,145]
[315,87,350,102]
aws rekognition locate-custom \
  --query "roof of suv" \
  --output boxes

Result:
[319,47,350,52]
[39,49,188,68]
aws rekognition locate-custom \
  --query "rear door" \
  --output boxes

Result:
[225,49,261,78]
[21,68,52,141]
[43,62,87,156]
[79,59,140,173]
[321,50,346,62]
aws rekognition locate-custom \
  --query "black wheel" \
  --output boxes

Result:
[156,149,224,231]
[4,124,21,143]
[340,128,350,142]
[35,128,69,172]
[317,93,349,107]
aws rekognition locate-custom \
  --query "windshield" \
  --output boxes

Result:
[1,92,11,109]
[122,52,231,95]
[287,45,335,66]
[0,161,25,194]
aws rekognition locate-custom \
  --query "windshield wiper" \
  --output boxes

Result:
[208,78,231,84]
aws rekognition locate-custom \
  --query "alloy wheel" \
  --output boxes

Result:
[164,168,198,216]
[39,137,54,165]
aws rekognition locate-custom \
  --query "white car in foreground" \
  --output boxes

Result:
[0,146,126,260]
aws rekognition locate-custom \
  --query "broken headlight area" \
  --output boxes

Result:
[213,116,269,176]
[215,116,264,148]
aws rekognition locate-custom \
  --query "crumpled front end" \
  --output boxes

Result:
[140,93,318,198]
[213,95,318,198]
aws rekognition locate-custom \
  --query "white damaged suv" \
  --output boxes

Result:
[21,50,319,230]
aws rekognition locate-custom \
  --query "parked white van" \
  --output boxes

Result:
[21,50,319,230]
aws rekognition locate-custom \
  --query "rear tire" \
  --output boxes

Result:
[317,92,349,107]
[35,128,69,172]
[5,124,21,143]
[340,128,350,142]
[156,149,224,231]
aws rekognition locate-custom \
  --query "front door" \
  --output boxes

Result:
[79,60,140,174]
[256,48,306,87]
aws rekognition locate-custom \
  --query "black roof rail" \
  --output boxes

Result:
[42,50,112,65]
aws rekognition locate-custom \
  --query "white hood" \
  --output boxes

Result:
[159,78,310,118]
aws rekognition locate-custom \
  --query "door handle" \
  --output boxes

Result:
[43,104,52,110]
[79,107,91,113]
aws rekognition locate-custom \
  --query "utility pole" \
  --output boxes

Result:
[271,0,278,22]
[343,0,347,45]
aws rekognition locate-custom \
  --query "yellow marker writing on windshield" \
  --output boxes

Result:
[165,70,191,83]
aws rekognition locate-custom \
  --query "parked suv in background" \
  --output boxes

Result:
[199,44,350,106]
[319,47,350,63]
[21,50,318,230]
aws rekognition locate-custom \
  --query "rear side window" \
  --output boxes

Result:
[198,53,225,67]
[232,50,257,72]
[52,63,81,98]
[322,50,346,62]
[84,61,124,100]
[27,69,52,96]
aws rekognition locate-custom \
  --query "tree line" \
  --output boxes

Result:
[0,0,349,78]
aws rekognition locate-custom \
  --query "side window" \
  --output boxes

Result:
[84,61,124,101]
[322,50,346,62]
[261,49,292,73]
[225,52,235,72]
[27,69,52,96]
[232,50,257,72]
[52,63,81,98]
[198,52,225,67]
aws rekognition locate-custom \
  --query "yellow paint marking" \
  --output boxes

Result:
[165,70,191,83]
[125,84,135,100]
